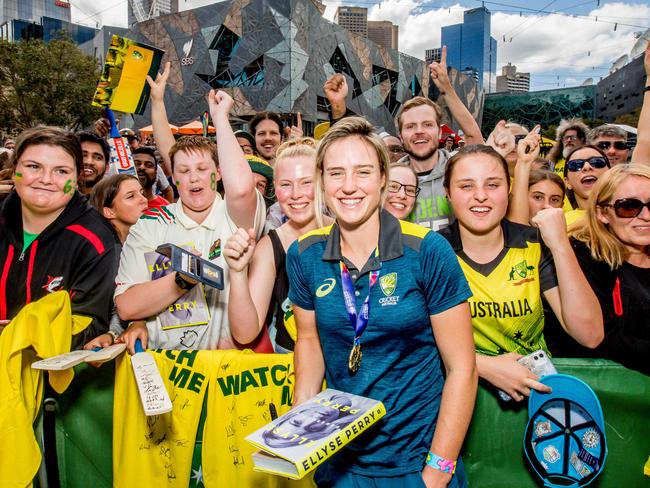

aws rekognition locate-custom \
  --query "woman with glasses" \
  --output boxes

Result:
[384,162,419,220]
[563,145,610,226]
[287,117,477,487]
[548,164,649,374]
[224,138,325,353]
[439,144,603,402]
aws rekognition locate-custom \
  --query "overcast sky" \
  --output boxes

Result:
[70,0,650,91]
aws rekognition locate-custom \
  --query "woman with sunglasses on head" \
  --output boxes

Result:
[439,144,603,402]
[563,145,610,226]
[83,174,149,350]
[547,164,650,374]
[287,117,477,487]
[224,138,326,353]
[384,162,419,220]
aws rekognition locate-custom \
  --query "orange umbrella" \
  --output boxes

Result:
[178,120,216,135]
[138,124,178,135]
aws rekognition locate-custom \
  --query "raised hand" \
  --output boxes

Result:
[486,120,516,158]
[429,45,453,95]
[93,117,111,138]
[323,73,348,119]
[146,61,171,102]
[323,73,348,105]
[208,89,234,121]
[284,112,304,140]
[223,228,257,273]
[531,207,570,251]
[516,124,541,165]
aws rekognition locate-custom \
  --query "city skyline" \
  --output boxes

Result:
[69,0,650,92]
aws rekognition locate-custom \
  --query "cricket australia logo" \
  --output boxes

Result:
[379,272,399,306]
[508,260,535,286]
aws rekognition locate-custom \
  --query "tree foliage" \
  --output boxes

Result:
[0,37,100,133]
[614,108,640,128]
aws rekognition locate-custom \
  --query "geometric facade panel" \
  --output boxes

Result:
[128,0,484,135]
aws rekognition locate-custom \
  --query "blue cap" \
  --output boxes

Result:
[524,374,607,488]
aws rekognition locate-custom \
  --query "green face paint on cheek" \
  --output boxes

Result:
[63,179,75,195]
[175,180,181,188]
[14,172,22,180]
[210,172,217,191]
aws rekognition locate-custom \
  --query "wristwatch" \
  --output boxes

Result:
[107,330,119,344]
[174,271,195,291]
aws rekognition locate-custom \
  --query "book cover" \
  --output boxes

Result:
[91,35,164,115]
[145,251,210,330]
[245,389,386,479]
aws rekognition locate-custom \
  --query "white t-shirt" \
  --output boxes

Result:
[115,192,265,350]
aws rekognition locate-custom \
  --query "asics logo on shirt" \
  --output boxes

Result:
[315,278,336,297]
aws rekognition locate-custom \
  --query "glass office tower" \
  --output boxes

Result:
[442,7,497,92]
[1,0,71,25]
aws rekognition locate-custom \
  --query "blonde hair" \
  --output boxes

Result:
[275,137,317,163]
[314,117,390,227]
[569,164,650,269]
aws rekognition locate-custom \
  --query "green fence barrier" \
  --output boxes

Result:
[53,358,650,487]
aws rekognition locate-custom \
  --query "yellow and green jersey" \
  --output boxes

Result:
[440,220,558,356]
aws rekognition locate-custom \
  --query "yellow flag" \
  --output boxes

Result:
[113,349,210,487]
[0,291,90,487]
[202,350,315,487]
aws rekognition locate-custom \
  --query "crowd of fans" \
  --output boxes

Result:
[0,41,648,487]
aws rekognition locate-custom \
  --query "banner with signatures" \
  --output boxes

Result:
[112,349,315,488]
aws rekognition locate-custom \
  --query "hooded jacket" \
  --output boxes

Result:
[0,190,120,347]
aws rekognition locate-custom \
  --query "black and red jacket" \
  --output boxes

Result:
[0,191,120,347]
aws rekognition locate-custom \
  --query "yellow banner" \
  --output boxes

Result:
[113,349,315,488]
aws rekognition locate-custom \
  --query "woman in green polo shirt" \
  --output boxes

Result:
[286,117,477,487]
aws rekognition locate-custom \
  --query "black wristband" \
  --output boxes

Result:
[644,86,650,94]
[174,271,195,291]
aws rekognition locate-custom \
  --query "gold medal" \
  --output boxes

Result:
[348,342,362,373]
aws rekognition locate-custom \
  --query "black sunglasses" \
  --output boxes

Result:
[387,145,405,154]
[600,198,650,218]
[596,141,627,151]
[566,156,608,172]
[514,134,527,144]
[387,181,420,197]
